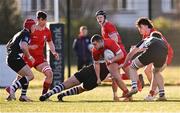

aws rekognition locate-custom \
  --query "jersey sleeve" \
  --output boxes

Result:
[92,48,101,61]
[21,31,30,44]
[47,29,52,42]
[106,40,122,55]
[136,40,145,48]
[106,23,117,36]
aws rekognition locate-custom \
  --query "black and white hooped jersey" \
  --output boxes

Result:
[6,29,30,54]
[136,36,167,49]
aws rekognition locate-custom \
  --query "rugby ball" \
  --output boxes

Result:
[104,49,115,60]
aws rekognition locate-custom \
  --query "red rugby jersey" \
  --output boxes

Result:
[92,39,125,65]
[29,27,52,57]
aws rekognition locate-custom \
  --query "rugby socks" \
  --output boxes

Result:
[122,89,129,97]
[21,82,29,96]
[42,82,51,94]
[131,81,137,89]
[149,90,155,96]
[121,73,129,80]
[159,89,165,97]
[12,76,29,92]
[61,86,80,97]
[48,83,65,96]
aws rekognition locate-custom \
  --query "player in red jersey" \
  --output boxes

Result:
[135,17,174,101]
[95,10,144,100]
[91,34,140,101]
[24,11,59,97]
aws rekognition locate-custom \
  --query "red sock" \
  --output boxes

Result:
[149,90,155,96]
[122,89,129,97]
[121,73,129,80]
[42,82,51,95]
[137,80,142,92]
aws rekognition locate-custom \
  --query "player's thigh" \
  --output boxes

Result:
[83,78,97,91]
[18,65,34,80]
[153,63,167,73]
[63,75,81,89]
[107,63,120,77]
[122,65,131,76]
[131,57,145,69]
[137,50,154,68]
[144,63,153,72]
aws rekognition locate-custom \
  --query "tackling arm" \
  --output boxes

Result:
[94,61,101,84]
[21,41,35,63]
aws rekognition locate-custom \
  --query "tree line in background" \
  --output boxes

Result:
[0,0,22,44]
[0,0,179,65]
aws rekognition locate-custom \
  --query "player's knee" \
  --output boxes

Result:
[26,74,34,81]
[144,68,152,75]
[42,66,52,74]
[44,70,53,79]
[111,76,120,81]
[153,68,160,74]
[130,63,139,70]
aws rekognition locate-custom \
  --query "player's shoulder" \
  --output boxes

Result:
[22,29,30,36]
[44,26,50,30]
[104,38,114,44]
[104,21,115,27]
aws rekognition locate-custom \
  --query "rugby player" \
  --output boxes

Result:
[91,34,132,99]
[95,10,143,96]
[123,32,168,101]
[135,17,174,100]
[23,11,59,96]
[5,19,35,101]
[39,62,110,102]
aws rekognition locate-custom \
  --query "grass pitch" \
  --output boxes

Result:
[0,66,180,112]
[0,86,180,112]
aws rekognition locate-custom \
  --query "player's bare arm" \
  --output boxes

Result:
[47,41,59,60]
[123,47,146,67]
[107,50,124,65]
[21,41,35,64]
[94,61,101,84]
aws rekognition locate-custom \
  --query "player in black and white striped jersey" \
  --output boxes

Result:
[5,19,35,102]
[123,32,168,101]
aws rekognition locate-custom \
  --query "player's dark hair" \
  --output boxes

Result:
[136,17,154,28]
[36,11,47,20]
[151,31,162,39]
[91,34,102,43]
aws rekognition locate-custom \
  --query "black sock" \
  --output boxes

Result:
[21,82,29,96]
[12,77,28,92]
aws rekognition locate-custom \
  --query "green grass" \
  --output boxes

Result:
[0,86,180,112]
[30,66,180,88]
[0,66,179,112]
